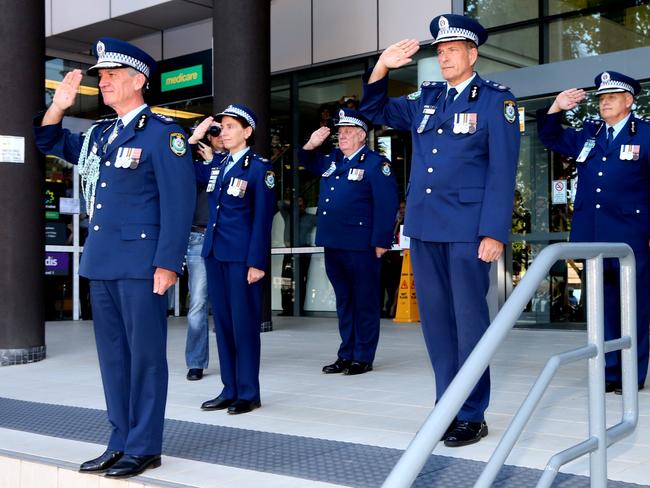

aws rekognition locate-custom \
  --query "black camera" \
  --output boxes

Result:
[207,125,221,137]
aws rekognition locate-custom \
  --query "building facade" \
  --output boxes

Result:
[42,0,650,327]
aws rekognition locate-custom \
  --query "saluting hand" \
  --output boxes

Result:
[53,69,83,112]
[43,69,83,125]
[548,88,586,114]
[478,237,504,263]
[247,267,265,284]
[188,116,215,144]
[379,39,420,69]
[303,127,331,150]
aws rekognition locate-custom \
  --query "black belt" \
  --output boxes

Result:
[191,225,207,233]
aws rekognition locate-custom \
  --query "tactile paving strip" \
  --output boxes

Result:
[0,397,646,487]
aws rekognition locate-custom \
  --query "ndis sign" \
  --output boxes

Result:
[45,252,69,276]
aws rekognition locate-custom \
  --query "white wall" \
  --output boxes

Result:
[46,0,453,71]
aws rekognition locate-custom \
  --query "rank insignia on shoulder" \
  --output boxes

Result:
[407,90,421,101]
[265,170,276,189]
[154,113,175,123]
[170,132,187,156]
[381,161,392,176]
[504,100,516,123]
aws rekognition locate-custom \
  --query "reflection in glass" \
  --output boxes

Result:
[477,26,539,74]
[465,0,538,27]
[548,5,650,62]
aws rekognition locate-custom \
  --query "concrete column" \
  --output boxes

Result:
[213,0,272,330]
[0,0,46,365]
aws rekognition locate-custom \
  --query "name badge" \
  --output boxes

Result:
[423,105,436,115]
[619,144,640,161]
[576,139,595,163]
[114,147,142,169]
[322,162,336,177]
[453,113,478,134]
[348,168,365,181]
[227,177,248,198]
[206,167,220,193]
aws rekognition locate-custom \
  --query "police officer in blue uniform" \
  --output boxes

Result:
[299,109,398,375]
[33,39,195,477]
[191,105,275,415]
[537,71,650,394]
[360,15,520,446]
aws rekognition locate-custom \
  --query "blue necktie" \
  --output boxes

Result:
[444,87,458,111]
[107,119,124,145]
[222,155,235,177]
[606,126,614,147]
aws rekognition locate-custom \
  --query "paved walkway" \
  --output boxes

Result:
[0,317,648,487]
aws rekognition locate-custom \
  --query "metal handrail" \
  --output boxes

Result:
[382,242,638,488]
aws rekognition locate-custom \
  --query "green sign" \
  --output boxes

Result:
[161,65,203,92]
[45,211,59,220]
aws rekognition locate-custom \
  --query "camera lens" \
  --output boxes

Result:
[208,125,221,136]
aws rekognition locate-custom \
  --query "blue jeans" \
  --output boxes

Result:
[185,232,210,369]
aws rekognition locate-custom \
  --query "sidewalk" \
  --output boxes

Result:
[0,317,648,487]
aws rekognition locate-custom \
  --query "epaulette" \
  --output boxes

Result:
[151,113,176,124]
[421,81,445,89]
[483,79,511,92]
[583,118,603,125]
[254,154,271,165]
[94,116,117,125]
[635,115,650,125]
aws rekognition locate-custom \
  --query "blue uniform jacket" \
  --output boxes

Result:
[195,149,275,270]
[298,145,398,250]
[360,72,520,244]
[33,108,195,279]
[537,110,650,252]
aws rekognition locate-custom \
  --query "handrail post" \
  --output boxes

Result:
[585,256,607,488]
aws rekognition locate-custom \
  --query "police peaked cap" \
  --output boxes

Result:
[215,104,258,130]
[430,14,488,47]
[88,38,157,79]
[594,71,642,96]
[335,108,371,132]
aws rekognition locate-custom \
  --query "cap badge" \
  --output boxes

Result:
[339,109,345,118]
[96,41,105,56]
[439,16,449,29]
[601,72,610,82]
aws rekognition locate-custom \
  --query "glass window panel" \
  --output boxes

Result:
[477,25,540,74]
[547,5,650,61]
[46,58,100,119]
[465,0,538,27]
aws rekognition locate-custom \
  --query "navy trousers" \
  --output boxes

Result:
[205,257,262,402]
[602,251,650,386]
[90,279,168,455]
[324,247,382,364]
[410,239,491,422]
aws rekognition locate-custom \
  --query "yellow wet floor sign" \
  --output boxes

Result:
[394,249,420,323]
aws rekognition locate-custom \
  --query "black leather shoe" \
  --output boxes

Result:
[79,449,123,473]
[322,358,351,374]
[442,419,458,441]
[227,399,261,415]
[444,421,488,447]
[344,361,373,375]
[615,383,645,395]
[201,395,235,410]
[187,368,203,381]
[104,454,161,478]
[605,381,620,393]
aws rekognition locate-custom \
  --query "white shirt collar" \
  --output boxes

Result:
[120,103,148,128]
[606,113,631,140]
[344,145,365,161]
[447,73,477,99]
[230,146,250,163]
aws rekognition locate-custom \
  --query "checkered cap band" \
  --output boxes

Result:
[597,80,634,94]
[222,105,256,129]
[336,115,368,132]
[96,51,150,78]
[435,27,479,44]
